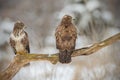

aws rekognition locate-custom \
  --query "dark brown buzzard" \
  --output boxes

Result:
[55,15,77,63]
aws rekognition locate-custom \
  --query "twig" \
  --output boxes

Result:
[0,33,120,80]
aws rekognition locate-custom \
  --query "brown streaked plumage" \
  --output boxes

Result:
[55,15,77,63]
[9,21,30,55]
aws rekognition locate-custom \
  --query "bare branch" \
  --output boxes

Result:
[0,33,120,80]
[73,32,120,56]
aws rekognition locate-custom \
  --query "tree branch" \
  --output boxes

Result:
[0,33,120,80]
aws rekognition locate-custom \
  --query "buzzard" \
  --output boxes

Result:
[55,15,77,63]
[9,21,30,55]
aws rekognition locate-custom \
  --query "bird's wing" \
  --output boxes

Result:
[68,25,77,50]
[10,37,17,54]
[55,26,63,50]
[71,25,77,39]
[21,32,30,53]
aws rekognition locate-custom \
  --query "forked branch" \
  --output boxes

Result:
[0,33,120,80]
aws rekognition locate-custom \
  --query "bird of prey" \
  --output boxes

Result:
[9,21,30,55]
[55,15,77,63]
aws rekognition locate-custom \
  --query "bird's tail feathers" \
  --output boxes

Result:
[59,50,72,63]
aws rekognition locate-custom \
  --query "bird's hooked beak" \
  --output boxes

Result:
[72,18,77,22]
[73,18,76,20]
[24,26,27,29]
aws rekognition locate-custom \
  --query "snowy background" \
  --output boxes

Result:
[0,0,120,80]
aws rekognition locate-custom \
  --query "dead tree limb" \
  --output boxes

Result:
[0,33,120,80]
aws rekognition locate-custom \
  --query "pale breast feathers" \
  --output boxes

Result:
[10,33,26,41]
[10,32,29,53]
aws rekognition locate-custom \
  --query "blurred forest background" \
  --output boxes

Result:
[0,0,120,80]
